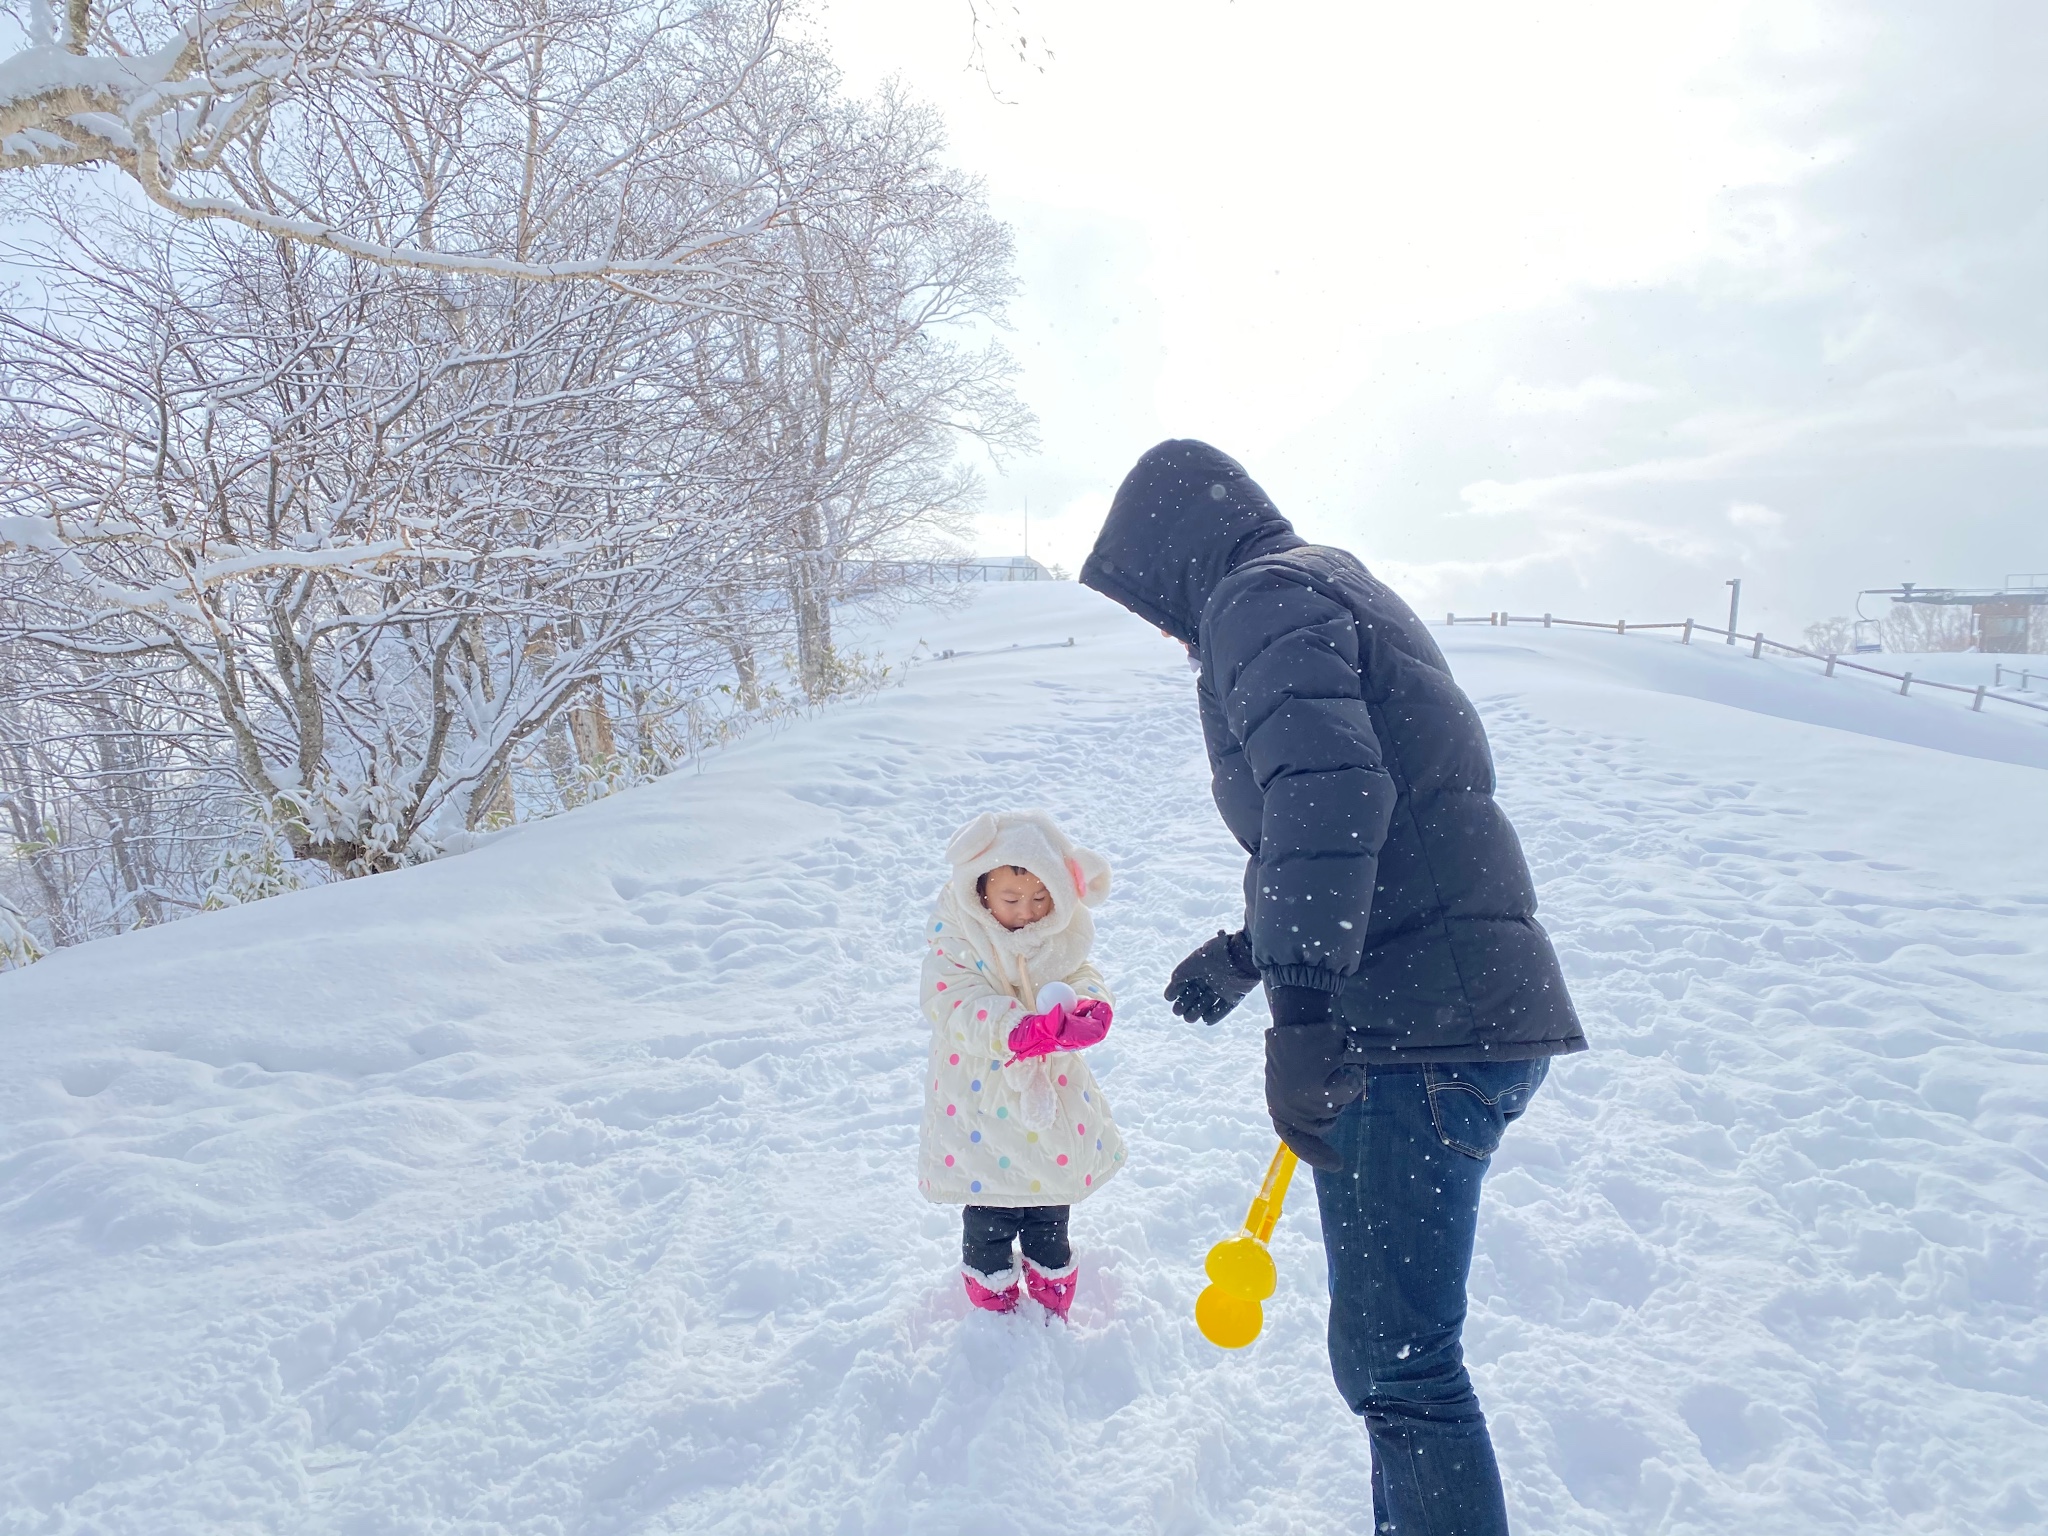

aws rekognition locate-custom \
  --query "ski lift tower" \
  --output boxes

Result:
[1858,575,2048,653]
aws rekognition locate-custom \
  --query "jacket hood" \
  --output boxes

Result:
[1079,439,1302,644]
[943,809,1110,931]
[937,809,1110,1002]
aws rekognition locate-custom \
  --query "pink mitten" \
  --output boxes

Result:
[1006,999,1114,1062]
[1006,1007,1066,1062]
[1058,998,1113,1049]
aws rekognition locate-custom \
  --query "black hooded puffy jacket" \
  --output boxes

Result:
[1081,439,1585,1062]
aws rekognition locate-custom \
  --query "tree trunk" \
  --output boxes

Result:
[469,765,517,830]
[710,587,763,711]
[790,505,835,701]
[568,687,615,764]
[542,716,578,802]
[89,706,163,927]
[461,620,518,829]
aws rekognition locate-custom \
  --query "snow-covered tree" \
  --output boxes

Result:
[0,0,796,286]
[1804,617,1855,654]
[0,5,1029,944]
[0,209,766,873]
[0,624,211,937]
[686,80,1033,700]
[1881,603,1975,653]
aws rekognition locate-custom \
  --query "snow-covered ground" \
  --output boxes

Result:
[1856,649,2048,713]
[3,583,2045,1535]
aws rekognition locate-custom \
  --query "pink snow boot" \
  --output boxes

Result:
[1023,1258,1078,1322]
[963,1266,1020,1314]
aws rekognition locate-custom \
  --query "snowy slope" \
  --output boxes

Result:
[3,584,2045,1536]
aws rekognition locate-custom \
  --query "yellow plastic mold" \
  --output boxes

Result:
[1194,1142,1298,1349]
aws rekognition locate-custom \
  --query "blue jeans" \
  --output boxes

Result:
[1313,1059,1549,1535]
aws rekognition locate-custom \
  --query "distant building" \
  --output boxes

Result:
[1975,598,2042,653]
[1864,575,2048,653]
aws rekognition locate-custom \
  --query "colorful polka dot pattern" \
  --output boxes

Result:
[916,913,1125,1201]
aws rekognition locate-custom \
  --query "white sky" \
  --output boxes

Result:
[815,0,2048,635]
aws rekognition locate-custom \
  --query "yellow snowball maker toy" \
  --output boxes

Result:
[1195,1142,1299,1348]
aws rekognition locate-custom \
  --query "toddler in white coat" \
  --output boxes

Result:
[917,810,1125,1320]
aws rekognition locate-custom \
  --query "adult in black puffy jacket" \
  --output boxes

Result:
[1081,439,1585,1536]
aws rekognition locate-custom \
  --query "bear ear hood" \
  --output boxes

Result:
[945,810,1111,924]
[1079,439,1302,645]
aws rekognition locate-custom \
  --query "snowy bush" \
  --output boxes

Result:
[0,889,40,969]
[200,807,305,911]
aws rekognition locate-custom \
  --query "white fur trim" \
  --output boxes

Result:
[944,810,1110,916]
[945,812,1002,868]
[1013,1059,1058,1129]
[1069,846,1111,908]
[1022,1256,1077,1282]
[935,811,1110,1000]
[962,1262,1019,1290]
[936,883,1093,1002]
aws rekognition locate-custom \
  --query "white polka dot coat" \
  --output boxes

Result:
[915,811,1127,1207]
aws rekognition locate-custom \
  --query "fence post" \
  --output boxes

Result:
[1824,654,1836,677]
[1681,618,1693,644]
[1994,664,2004,687]
[1446,612,1455,626]
[1751,632,1763,658]
[1899,672,1913,696]
[1973,684,1986,712]
[1617,620,1626,635]
[1544,613,1552,628]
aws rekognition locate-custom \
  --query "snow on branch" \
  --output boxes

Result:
[0,9,1032,949]
[0,0,802,287]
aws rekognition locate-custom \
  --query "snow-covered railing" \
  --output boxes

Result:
[843,557,1058,587]
[1443,611,2048,723]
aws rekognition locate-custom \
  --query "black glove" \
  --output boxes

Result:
[1264,986,1363,1172]
[1164,929,1261,1024]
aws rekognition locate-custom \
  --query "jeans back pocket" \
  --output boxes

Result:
[1424,1059,1550,1160]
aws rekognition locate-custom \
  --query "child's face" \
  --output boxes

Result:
[981,865,1054,931]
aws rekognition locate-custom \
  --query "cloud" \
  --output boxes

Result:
[1281,0,2048,629]
[1726,502,1783,529]
[816,0,2048,630]
[1726,501,1790,554]
[1495,377,1663,416]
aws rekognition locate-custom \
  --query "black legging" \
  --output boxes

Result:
[962,1204,1071,1275]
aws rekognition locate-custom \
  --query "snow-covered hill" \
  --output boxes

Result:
[4,583,2045,1536]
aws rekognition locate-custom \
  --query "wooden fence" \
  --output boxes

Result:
[1442,611,2048,723]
